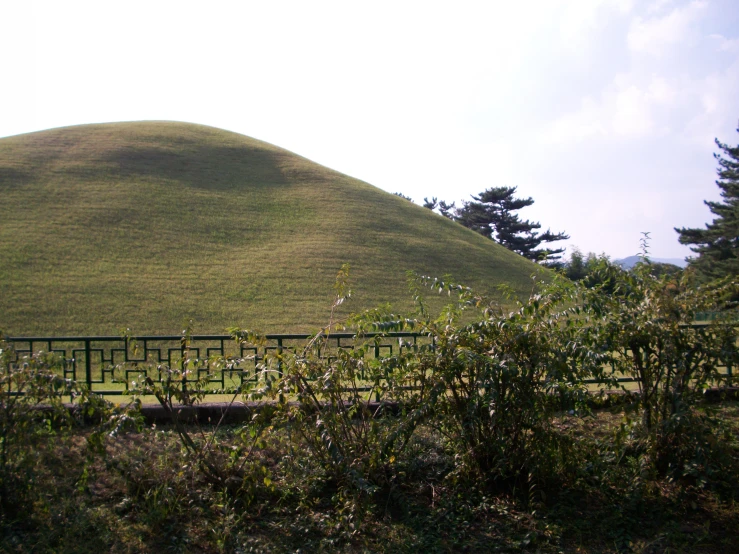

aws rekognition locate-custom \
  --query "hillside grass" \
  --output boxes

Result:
[0,122,542,336]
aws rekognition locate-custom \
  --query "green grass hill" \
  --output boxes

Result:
[0,121,542,336]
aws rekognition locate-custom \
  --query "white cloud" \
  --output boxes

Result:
[539,97,606,144]
[558,0,633,52]
[647,76,677,104]
[0,3,39,137]
[539,73,680,143]
[612,74,680,135]
[2,0,738,262]
[709,33,739,53]
[647,0,675,15]
[627,0,707,56]
[682,58,739,145]
[613,84,655,135]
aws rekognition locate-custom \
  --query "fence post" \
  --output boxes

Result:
[84,339,92,389]
[180,337,188,403]
[276,338,283,378]
[277,337,284,404]
[727,356,733,387]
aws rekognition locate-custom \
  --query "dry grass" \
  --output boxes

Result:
[2,402,738,553]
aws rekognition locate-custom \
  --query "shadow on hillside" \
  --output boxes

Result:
[99,143,292,191]
[0,167,34,190]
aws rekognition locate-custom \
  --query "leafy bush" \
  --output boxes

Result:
[346,273,603,494]
[413,276,601,487]
[231,266,435,527]
[0,337,77,515]
[580,255,739,480]
[0,333,140,518]
[127,325,273,500]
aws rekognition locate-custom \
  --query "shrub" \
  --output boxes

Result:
[350,274,602,491]
[424,276,601,487]
[581,256,739,480]
[0,333,139,518]
[231,266,435,527]
[0,335,79,516]
[127,325,273,499]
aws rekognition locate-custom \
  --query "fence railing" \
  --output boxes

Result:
[3,332,432,396]
[3,327,736,397]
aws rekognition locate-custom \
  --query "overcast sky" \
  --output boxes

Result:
[2,0,738,260]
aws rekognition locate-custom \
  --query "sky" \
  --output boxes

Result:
[2,0,738,261]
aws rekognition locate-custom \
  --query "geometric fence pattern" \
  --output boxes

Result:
[4,332,431,396]
[4,327,736,396]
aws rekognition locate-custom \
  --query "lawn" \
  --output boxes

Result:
[0,121,542,336]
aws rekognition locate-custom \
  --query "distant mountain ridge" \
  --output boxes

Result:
[615,256,688,269]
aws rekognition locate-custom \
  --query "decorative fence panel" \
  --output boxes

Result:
[3,326,735,397]
[3,332,431,396]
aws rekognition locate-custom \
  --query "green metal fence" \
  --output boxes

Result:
[3,332,431,396]
[3,326,736,397]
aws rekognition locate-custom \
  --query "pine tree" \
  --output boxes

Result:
[675,126,739,279]
[423,197,456,218]
[454,186,569,264]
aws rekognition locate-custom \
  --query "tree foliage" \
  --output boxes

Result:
[393,192,414,202]
[561,248,608,281]
[578,257,739,479]
[423,196,456,218]
[425,187,569,264]
[676,125,739,280]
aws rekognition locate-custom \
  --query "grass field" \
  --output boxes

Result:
[0,122,543,336]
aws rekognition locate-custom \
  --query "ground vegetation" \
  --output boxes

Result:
[1,261,737,552]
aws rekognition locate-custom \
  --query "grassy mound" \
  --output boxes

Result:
[0,121,541,335]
